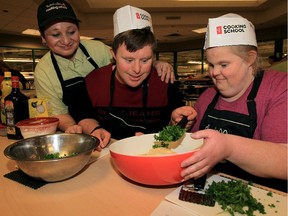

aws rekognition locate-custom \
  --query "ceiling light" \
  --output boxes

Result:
[187,60,202,64]
[192,27,207,34]
[22,29,40,36]
[3,58,40,63]
[80,36,94,40]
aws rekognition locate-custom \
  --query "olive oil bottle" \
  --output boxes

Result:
[5,76,29,139]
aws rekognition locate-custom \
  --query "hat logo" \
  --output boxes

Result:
[216,26,222,34]
[46,3,68,12]
[135,12,150,22]
[223,24,246,34]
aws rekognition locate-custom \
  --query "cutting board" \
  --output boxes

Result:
[155,174,287,216]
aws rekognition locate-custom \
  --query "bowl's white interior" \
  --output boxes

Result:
[109,133,203,156]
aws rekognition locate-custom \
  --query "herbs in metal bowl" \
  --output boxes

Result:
[44,152,78,160]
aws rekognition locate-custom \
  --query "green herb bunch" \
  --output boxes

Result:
[205,180,266,216]
[153,125,185,148]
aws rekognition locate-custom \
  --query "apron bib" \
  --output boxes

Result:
[102,67,149,140]
[51,43,98,122]
[200,72,287,192]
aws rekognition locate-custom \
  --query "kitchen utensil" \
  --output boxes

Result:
[154,116,189,149]
[177,115,188,128]
[179,177,214,206]
[194,174,207,191]
[4,133,99,182]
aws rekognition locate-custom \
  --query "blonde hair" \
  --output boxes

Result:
[230,45,263,76]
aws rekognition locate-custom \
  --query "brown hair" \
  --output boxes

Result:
[230,45,263,76]
[112,27,157,55]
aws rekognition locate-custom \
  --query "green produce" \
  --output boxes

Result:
[44,152,77,160]
[205,180,266,216]
[153,125,185,148]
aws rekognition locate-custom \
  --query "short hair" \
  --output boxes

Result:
[112,27,157,55]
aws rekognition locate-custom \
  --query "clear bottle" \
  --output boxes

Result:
[1,71,12,124]
[5,76,29,140]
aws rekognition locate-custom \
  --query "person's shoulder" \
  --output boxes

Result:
[35,52,52,74]
[262,70,287,83]
[80,39,108,48]
[260,70,287,96]
[86,63,113,80]
[149,67,169,85]
[199,86,217,98]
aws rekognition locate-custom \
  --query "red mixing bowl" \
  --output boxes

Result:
[109,133,203,186]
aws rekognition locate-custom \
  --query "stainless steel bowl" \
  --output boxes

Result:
[4,133,99,182]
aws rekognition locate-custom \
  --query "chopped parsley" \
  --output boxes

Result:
[205,180,266,216]
[153,125,185,148]
[268,203,276,208]
[44,152,77,160]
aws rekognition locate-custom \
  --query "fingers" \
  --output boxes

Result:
[181,166,210,181]
[181,155,211,181]
[171,106,197,125]
[65,125,82,134]
[92,129,111,149]
[157,63,175,84]
[100,134,111,148]
[135,132,144,136]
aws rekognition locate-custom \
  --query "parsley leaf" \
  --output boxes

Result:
[205,180,266,216]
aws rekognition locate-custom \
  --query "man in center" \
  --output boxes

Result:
[85,5,187,140]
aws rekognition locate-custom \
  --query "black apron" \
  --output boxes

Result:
[51,43,98,122]
[102,67,149,140]
[199,71,287,192]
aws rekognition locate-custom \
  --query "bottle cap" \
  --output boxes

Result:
[4,71,11,77]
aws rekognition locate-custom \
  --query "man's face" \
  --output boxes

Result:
[112,43,154,88]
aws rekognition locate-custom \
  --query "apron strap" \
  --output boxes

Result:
[51,51,65,88]
[79,43,99,69]
[246,71,264,133]
[51,43,99,89]
[108,67,116,113]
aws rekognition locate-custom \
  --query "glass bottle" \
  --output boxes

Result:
[1,71,12,124]
[5,76,29,140]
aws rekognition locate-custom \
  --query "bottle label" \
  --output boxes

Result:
[5,100,16,135]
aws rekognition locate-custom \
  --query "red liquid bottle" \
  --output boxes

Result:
[5,76,29,139]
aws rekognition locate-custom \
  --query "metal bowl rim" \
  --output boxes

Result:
[4,133,99,162]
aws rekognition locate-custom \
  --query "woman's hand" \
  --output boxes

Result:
[154,61,175,84]
[90,128,111,151]
[170,106,197,130]
[180,129,231,181]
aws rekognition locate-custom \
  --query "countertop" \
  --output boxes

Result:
[0,136,175,216]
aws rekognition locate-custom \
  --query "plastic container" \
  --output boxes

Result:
[15,117,59,139]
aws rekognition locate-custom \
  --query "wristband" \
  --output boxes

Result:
[90,126,102,134]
